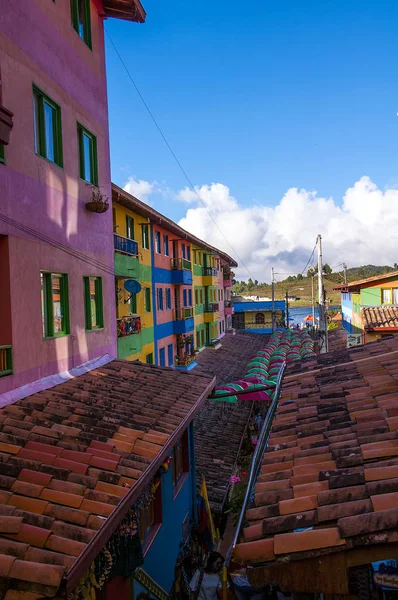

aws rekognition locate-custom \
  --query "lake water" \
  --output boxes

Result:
[288,305,340,326]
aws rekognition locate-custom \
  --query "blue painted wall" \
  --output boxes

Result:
[233,300,286,313]
[139,424,195,596]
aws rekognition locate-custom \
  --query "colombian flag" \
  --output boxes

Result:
[198,477,218,552]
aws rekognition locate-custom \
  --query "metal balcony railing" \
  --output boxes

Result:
[0,346,12,377]
[173,307,194,320]
[114,234,138,256]
[202,267,218,277]
[204,303,219,312]
[117,316,141,337]
[175,354,196,367]
[171,258,192,271]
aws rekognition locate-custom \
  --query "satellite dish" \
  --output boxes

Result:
[124,280,142,294]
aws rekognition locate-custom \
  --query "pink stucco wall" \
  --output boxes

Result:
[0,0,116,394]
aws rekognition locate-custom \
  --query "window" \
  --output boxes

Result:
[159,347,166,366]
[201,329,205,346]
[382,289,392,304]
[200,289,203,304]
[165,288,171,310]
[130,293,137,314]
[155,231,161,253]
[145,288,151,312]
[83,277,103,330]
[146,353,153,364]
[142,224,149,250]
[183,289,187,307]
[172,431,189,486]
[182,243,186,259]
[196,331,200,348]
[70,0,92,48]
[188,289,192,306]
[77,123,97,185]
[0,144,5,165]
[167,344,173,366]
[41,272,69,338]
[393,289,398,304]
[255,313,265,324]
[195,290,199,305]
[164,234,169,256]
[126,216,134,240]
[33,86,63,167]
[187,246,191,261]
[157,288,164,311]
[139,483,161,542]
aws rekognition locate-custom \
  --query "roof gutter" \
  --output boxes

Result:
[66,375,216,594]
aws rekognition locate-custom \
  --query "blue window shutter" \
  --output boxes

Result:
[160,348,166,366]
[182,243,185,258]
[183,289,187,307]
[188,289,192,306]
[187,246,191,261]
[167,344,173,366]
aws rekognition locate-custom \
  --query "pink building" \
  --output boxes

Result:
[0,0,145,394]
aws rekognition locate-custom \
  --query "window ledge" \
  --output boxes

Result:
[173,471,189,500]
[85,327,105,333]
[142,522,162,556]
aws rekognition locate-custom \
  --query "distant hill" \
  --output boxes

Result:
[233,264,396,307]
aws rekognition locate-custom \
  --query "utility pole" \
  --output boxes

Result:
[317,234,328,353]
[271,268,275,332]
[311,274,315,326]
[343,263,348,285]
[285,291,289,330]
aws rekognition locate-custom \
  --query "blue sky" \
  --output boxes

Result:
[105,0,398,279]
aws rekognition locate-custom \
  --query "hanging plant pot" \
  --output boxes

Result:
[0,105,14,145]
[86,189,110,213]
[86,200,109,213]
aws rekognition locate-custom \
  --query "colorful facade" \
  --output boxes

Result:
[335,270,398,342]
[232,300,286,333]
[112,185,237,367]
[0,1,145,393]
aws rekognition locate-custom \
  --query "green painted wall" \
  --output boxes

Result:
[115,253,139,278]
[117,327,154,359]
[361,287,381,306]
[193,264,203,277]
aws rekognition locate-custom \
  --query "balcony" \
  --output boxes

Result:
[173,307,193,320]
[170,258,192,285]
[117,317,142,359]
[117,316,141,337]
[114,234,139,278]
[203,267,218,277]
[0,346,12,377]
[224,300,234,316]
[0,105,14,146]
[205,303,219,312]
[114,234,138,257]
[173,308,194,335]
[175,355,196,367]
[222,268,234,288]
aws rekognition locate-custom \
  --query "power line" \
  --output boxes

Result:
[300,241,317,276]
[104,27,256,281]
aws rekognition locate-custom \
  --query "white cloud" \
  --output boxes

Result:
[177,177,398,282]
[123,177,156,204]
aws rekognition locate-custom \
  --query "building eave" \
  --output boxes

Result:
[102,0,146,23]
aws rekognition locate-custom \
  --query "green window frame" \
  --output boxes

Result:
[70,0,92,48]
[145,288,151,312]
[0,144,5,165]
[83,276,103,330]
[41,272,70,338]
[130,293,137,314]
[126,215,135,240]
[146,353,153,364]
[142,224,149,249]
[33,85,63,167]
[77,122,98,185]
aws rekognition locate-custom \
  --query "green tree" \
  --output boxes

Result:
[324,264,332,274]
[297,273,303,280]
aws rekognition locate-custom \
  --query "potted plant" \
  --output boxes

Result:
[0,105,14,146]
[86,188,109,213]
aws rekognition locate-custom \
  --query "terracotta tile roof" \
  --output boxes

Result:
[0,360,215,597]
[194,333,271,508]
[362,306,398,330]
[234,335,398,568]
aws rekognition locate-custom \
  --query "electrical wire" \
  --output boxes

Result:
[300,241,317,277]
[104,27,256,281]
